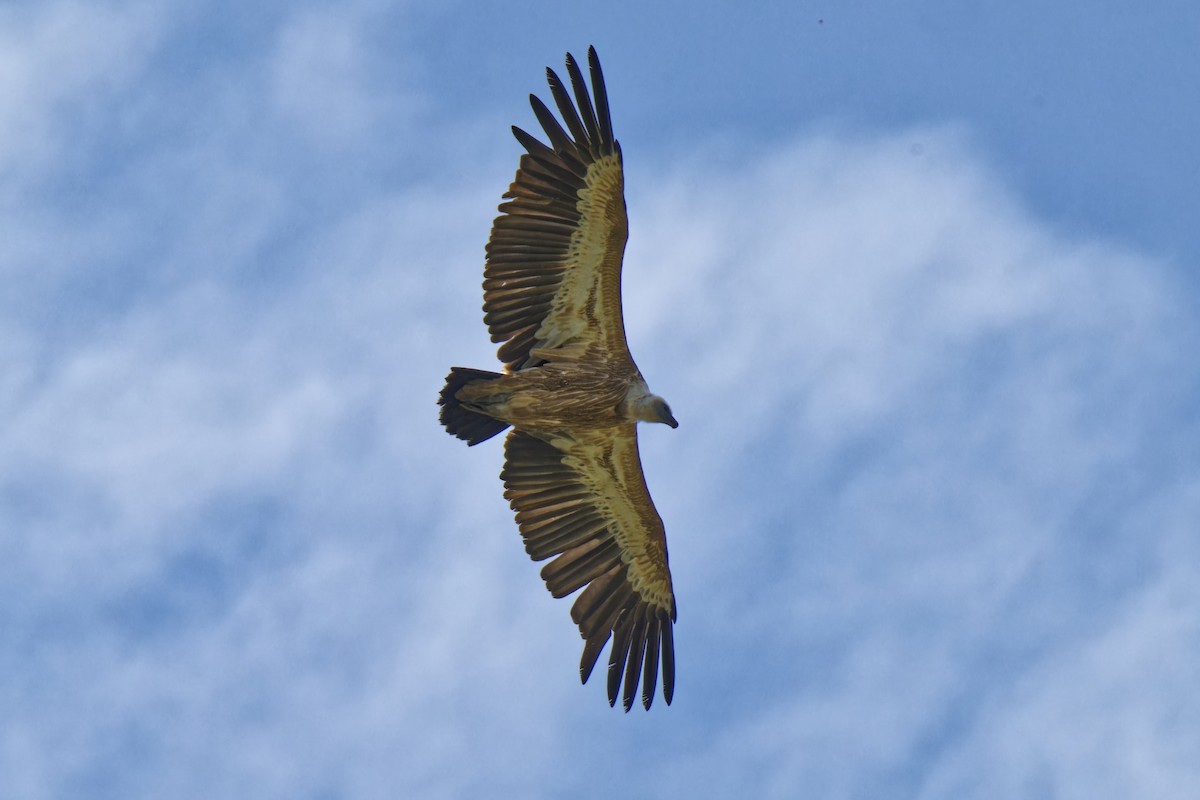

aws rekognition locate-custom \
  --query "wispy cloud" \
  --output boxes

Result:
[0,1,162,174]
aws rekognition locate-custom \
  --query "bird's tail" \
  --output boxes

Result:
[438,367,511,445]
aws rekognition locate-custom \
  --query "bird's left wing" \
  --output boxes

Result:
[501,428,677,711]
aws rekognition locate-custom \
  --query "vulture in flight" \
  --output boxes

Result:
[438,47,679,711]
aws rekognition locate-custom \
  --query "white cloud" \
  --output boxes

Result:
[0,0,162,175]
[921,536,1200,799]
[268,5,416,149]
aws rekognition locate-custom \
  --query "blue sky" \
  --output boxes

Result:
[5,1,1200,798]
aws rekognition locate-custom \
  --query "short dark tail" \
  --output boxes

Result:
[438,367,511,445]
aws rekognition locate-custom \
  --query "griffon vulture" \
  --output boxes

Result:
[438,47,678,711]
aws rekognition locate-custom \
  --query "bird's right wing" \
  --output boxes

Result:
[501,428,676,711]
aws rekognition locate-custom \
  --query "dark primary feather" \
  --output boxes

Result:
[547,68,589,146]
[564,54,601,156]
[586,46,615,150]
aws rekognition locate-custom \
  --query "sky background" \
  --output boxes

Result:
[5,1,1200,798]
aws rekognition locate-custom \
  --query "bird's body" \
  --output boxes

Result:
[456,360,634,430]
[438,47,678,711]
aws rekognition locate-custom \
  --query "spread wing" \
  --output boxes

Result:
[501,429,677,711]
[484,47,631,372]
